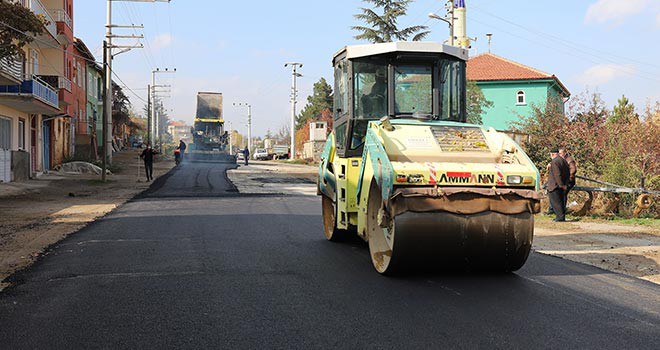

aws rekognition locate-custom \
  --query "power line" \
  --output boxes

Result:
[466,15,660,84]
[0,21,100,65]
[111,69,148,104]
[1,20,151,104]
[119,2,155,69]
[470,4,660,70]
[167,1,175,68]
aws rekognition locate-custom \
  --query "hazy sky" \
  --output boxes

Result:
[73,0,660,137]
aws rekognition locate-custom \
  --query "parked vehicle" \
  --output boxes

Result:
[270,145,289,160]
[253,149,269,160]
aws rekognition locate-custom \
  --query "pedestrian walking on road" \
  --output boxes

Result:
[243,146,250,166]
[174,147,181,166]
[140,144,159,181]
[547,149,570,222]
[178,140,187,161]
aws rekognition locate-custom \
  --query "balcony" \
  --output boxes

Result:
[26,0,59,44]
[49,9,72,29]
[0,55,23,85]
[38,75,72,93]
[0,75,60,114]
[48,9,73,44]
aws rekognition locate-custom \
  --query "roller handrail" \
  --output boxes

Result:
[573,175,660,195]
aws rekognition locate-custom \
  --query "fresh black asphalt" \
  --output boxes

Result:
[1,162,658,349]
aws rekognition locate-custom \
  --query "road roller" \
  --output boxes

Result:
[317,42,543,274]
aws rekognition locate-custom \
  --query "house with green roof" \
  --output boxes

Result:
[466,53,570,131]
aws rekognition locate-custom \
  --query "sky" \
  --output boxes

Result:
[73,0,660,138]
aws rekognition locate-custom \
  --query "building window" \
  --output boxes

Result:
[516,90,526,105]
[0,117,10,150]
[77,62,83,87]
[18,119,25,150]
[30,49,39,76]
[97,77,102,100]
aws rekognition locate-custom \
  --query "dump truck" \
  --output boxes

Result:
[263,139,290,160]
[189,92,233,162]
[317,42,543,274]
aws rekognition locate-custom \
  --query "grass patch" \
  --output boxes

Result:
[583,216,660,229]
[277,159,319,166]
[536,212,659,230]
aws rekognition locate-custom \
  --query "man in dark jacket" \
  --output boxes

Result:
[242,146,249,166]
[178,140,187,161]
[559,147,577,205]
[140,144,159,181]
[547,149,570,222]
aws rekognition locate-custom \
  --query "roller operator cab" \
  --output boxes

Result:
[317,42,543,275]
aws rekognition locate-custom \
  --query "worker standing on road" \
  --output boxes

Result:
[547,149,570,222]
[178,140,187,161]
[140,144,159,182]
[559,147,577,206]
[243,146,250,166]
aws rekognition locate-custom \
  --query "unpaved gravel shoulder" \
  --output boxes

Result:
[534,220,660,284]
[227,160,318,195]
[0,149,173,291]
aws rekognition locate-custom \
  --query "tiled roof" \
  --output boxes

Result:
[466,53,570,96]
[467,53,552,80]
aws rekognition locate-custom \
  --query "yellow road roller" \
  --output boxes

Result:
[317,42,543,274]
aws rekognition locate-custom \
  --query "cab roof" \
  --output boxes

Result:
[333,41,469,63]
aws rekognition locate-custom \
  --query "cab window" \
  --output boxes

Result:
[350,119,369,150]
[394,65,432,116]
[353,61,388,119]
[334,60,349,118]
[440,60,465,121]
[334,122,347,154]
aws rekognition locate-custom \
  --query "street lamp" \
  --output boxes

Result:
[233,102,252,153]
[428,12,454,46]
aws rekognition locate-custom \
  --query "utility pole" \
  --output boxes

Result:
[233,102,251,152]
[146,84,151,146]
[227,121,233,155]
[102,41,109,182]
[103,0,168,180]
[284,62,302,160]
[448,1,455,46]
[151,67,175,146]
[428,1,454,46]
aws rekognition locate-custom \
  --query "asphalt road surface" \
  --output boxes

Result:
[1,162,658,349]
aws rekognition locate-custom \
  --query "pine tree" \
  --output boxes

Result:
[352,0,429,43]
[610,95,638,124]
[296,78,333,129]
[466,81,493,124]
